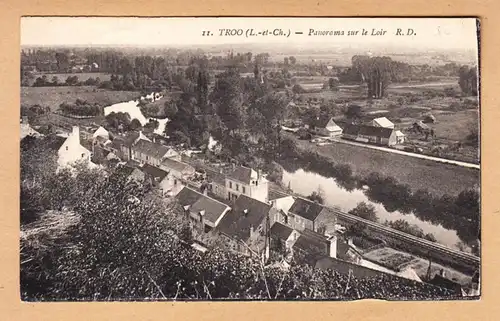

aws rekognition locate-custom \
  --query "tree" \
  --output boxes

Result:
[211,67,245,134]
[348,202,377,222]
[284,57,289,66]
[458,65,478,96]
[344,105,363,120]
[129,118,143,131]
[289,56,297,65]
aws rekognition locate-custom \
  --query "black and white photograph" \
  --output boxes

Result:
[19,17,480,301]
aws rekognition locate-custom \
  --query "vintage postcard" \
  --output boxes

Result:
[19,17,480,301]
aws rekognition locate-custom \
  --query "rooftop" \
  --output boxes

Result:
[343,124,394,139]
[227,165,260,184]
[133,139,172,159]
[190,195,230,225]
[161,157,194,173]
[269,222,294,241]
[288,197,325,221]
[217,194,271,240]
[176,186,204,208]
[141,163,168,181]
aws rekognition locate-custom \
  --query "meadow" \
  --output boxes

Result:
[21,86,140,111]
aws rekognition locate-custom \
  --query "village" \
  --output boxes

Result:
[19,17,481,301]
[20,104,480,297]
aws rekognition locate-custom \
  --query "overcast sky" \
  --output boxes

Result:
[21,17,478,51]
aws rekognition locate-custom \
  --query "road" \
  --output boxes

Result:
[327,138,480,170]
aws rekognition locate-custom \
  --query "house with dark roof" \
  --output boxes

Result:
[225,165,269,203]
[160,157,196,185]
[269,222,300,254]
[175,186,231,232]
[286,197,337,233]
[292,228,337,259]
[342,124,397,146]
[118,131,151,160]
[217,194,272,256]
[139,163,183,195]
[132,139,178,167]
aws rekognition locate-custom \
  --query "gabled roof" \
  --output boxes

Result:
[133,139,171,159]
[372,117,394,128]
[270,222,294,241]
[123,131,141,147]
[226,165,256,184]
[110,137,125,150]
[288,197,324,221]
[190,195,230,225]
[161,157,194,173]
[141,163,168,181]
[293,228,330,255]
[315,116,334,128]
[217,194,271,240]
[343,124,394,139]
[45,135,66,151]
[176,186,203,208]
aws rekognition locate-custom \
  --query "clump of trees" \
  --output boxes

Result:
[58,99,102,117]
[348,202,378,222]
[458,65,478,96]
[384,220,437,242]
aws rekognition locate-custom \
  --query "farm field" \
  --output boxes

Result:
[292,136,479,197]
[34,72,112,83]
[363,247,472,285]
[21,86,140,111]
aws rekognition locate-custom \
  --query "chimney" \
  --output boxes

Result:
[329,235,337,258]
[257,169,262,180]
[72,126,80,143]
[199,210,205,229]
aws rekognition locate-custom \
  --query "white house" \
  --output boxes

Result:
[371,117,395,129]
[57,126,96,170]
[92,126,110,140]
[315,117,343,137]
[225,165,269,203]
[395,130,406,144]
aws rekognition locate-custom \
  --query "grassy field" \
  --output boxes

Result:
[293,137,479,196]
[363,247,472,284]
[21,86,140,110]
[34,72,112,83]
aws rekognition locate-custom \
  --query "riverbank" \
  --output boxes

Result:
[291,135,480,197]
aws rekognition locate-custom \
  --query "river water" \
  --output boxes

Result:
[103,92,169,136]
[282,168,462,250]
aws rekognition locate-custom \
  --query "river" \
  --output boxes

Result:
[282,168,464,250]
[103,92,169,136]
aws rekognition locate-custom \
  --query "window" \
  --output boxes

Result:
[146,155,149,160]
[81,153,85,158]
[174,179,177,185]
[242,186,246,194]
[66,146,68,151]
[229,181,232,189]
[236,184,239,191]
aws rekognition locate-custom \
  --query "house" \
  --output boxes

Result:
[57,126,96,170]
[268,190,295,213]
[115,163,145,183]
[189,193,231,232]
[343,124,397,146]
[207,169,227,200]
[20,122,43,140]
[160,158,196,183]
[225,165,269,203]
[371,117,395,129]
[176,186,231,232]
[118,131,151,160]
[314,116,343,137]
[92,126,110,140]
[395,130,406,144]
[286,197,336,233]
[217,194,272,256]
[131,139,176,166]
[141,163,186,196]
[292,228,337,259]
[269,222,300,254]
